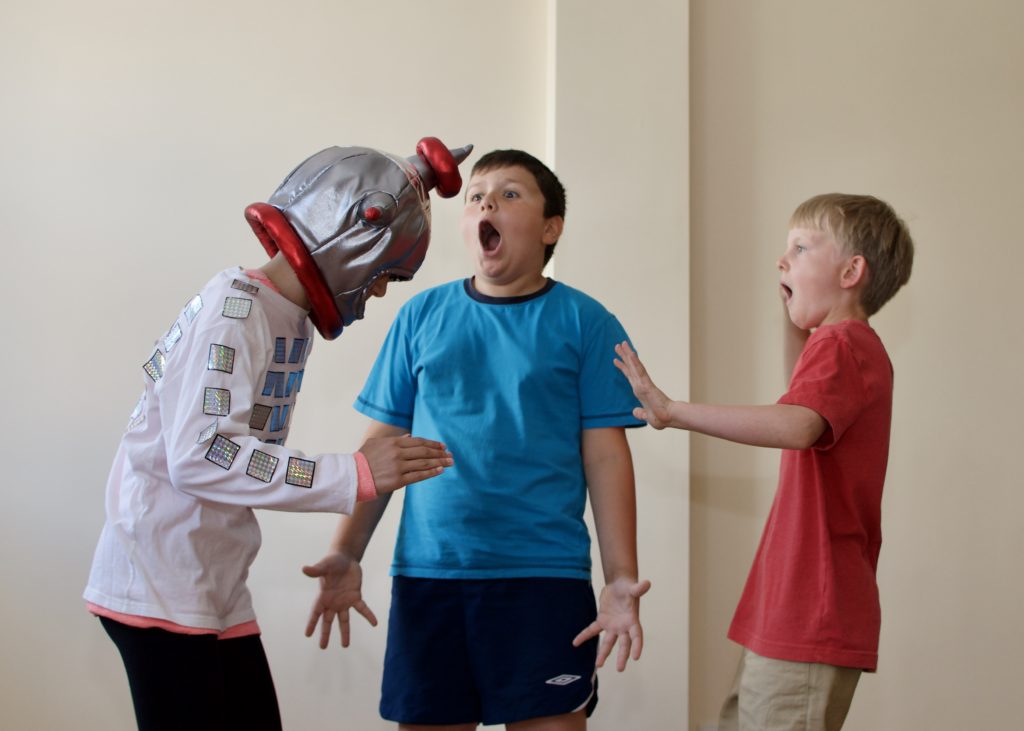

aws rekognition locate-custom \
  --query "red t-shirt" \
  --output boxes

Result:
[728,320,893,671]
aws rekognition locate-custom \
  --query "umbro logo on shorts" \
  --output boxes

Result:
[545,674,581,686]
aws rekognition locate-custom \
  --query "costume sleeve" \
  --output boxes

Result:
[778,331,866,450]
[158,297,357,514]
[579,313,646,430]
[354,305,416,430]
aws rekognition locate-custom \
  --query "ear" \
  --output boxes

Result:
[542,216,564,246]
[840,254,868,290]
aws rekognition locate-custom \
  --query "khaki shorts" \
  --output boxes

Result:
[718,648,862,731]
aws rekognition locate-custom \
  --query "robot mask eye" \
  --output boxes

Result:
[358,192,398,228]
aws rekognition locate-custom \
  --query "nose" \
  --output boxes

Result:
[777,253,788,271]
[479,191,496,210]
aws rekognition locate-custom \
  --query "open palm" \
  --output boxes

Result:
[303,552,378,649]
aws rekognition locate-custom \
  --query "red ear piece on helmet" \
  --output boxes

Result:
[244,202,344,340]
[246,139,472,340]
[416,137,469,198]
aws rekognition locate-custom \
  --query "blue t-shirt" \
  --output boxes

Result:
[356,278,644,580]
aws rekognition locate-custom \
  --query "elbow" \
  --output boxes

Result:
[784,410,827,450]
[788,432,820,450]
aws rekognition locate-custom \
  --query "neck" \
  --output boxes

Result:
[820,300,869,327]
[259,254,310,310]
[471,272,549,299]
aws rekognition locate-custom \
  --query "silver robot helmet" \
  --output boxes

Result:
[245,137,472,339]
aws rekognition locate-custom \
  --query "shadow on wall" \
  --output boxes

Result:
[688,2,763,727]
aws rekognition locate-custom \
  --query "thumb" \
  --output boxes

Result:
[302,562,326,578]
[630,580,652,598]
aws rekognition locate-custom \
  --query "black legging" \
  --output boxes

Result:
[101,616,283,731]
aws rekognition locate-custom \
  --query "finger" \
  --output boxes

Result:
[399,450,454,468]
[625,348,646,376]
[613,348,636,376]
[616,634,632,672]
[396,442,444,455]
[572,621,601,647]
[318,611,335,650]
[339,611,351,648]
[353,600,378,627]
[400,465,447,485]
[301,563,324,578]
[630,625,644,660]
[401,457,454,476]
[615,359,639,384]
[595,632,615,669]
[305,607,321,638]
[618,358,643,380]
[398,436,447,451]
[633,407,648,421]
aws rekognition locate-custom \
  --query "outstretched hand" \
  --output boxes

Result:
[613,342,675,429]
[302,552,377,649]
[360,434,453,494]
[572,577,652,672]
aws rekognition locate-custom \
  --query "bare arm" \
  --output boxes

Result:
[330,421,406,555]
[665,402,825,450]
[303,420,411,648]
[614,341,826,450]
[572,428,651,672]
[585,428,640,586]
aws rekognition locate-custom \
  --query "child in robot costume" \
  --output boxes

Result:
[83,137,471,731]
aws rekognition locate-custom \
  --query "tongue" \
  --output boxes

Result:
[484,230,501,251]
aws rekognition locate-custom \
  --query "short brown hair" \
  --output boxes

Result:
[790,193,914,316]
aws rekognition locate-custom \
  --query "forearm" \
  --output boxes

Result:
[667,401,825,449]
[782,307,810,383]
[328,419,403,557]
[329,495,391,558]
[583,429,640,583]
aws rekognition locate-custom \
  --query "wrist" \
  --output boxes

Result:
[667,400,686,429]
[602,568,640,585]
[353,451,378,502]
[330,545,361,563]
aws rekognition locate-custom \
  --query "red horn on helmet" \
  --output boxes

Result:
[408,138,473,198]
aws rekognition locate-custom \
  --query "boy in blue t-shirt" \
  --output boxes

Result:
[304,149,651,729]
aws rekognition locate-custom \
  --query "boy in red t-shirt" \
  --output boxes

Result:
[614,194,914,730]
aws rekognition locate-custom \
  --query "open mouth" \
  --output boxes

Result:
[479,220,501,253]
[781,283,793,300]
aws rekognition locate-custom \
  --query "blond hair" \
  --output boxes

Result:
[790,193,914,316]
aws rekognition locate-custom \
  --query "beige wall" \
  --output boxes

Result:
[0,1,688,729]
[554,2,689,726]
[10,1,1012,728]
[690,1,1024,730]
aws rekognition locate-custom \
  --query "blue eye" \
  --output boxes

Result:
[503,190,519,199]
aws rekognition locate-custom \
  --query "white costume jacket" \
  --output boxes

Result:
[84,269,357,630]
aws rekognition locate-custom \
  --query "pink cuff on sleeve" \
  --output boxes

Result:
[354,451,377,502]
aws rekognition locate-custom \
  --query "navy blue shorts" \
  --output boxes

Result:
[380,576,599,726]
